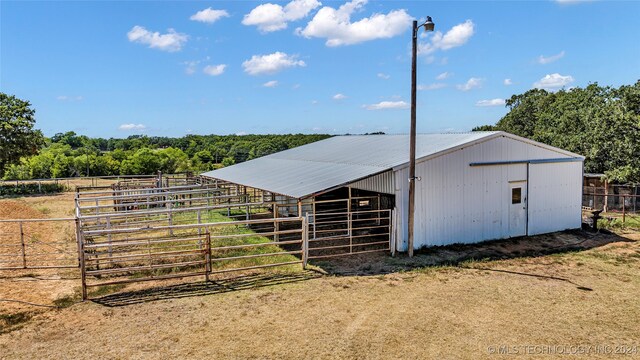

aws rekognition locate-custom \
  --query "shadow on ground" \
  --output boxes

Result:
[92,271,322,307]
[311,229,635,276]
[92,230,633,306]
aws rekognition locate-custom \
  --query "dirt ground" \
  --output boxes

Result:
[0,194,80,316]
[1,193,640,359]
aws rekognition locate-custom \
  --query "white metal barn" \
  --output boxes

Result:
[201,131,584,252]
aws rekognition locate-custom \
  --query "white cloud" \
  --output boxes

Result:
[263,80,279,87]
[456,77,483,91]
[417,83,446,91]
[184,61,199,75]
[242,0,321,33]
[127,26,188,52]
[297,0,412,47]
[537,50,565,64]
[504,78,513,86]
[190,8,230,24]
[119,123,146,131]
[203,64,227,76]
[377,73,390,80]
[476,98,505,107]
[311,100,319,104]
[533,73,575,90]
[364,101,409,110]
[235,131,248,136]
[435,72,452,80]
[419,20,475,55]
[333,93,347,100]
[242,52,306,75]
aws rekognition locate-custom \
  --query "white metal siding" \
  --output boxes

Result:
[395,135,583,251]
[349,171,394,194]
[527,161,583,235]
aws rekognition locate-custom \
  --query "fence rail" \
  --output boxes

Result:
[79,216,306,299]
[307,209,392,260]
[1,173,195,195]
[0,217,78,270]
[2,180,395,301]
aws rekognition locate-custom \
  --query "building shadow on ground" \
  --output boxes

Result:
[311,229,635,276]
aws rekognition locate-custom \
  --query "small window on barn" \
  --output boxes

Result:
[512,188,522,204]
[358,200,370,207]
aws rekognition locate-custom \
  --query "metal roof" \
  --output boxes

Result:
[202,132,500,199]
[201,131,582,199]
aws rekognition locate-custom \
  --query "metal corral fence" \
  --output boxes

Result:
[308,208,392,259]
[79,217,307,299]
[0,173,194,195]
[1,179,395,300]
[0,218,78,270]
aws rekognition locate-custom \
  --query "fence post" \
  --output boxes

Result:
[390,209,396,257]
[302,215,308,269]
[205,233,211,282]
[76,218,88,301]
[19,222,26,269]
[273,203,279,242]
[168,201,173,236]
[622,195,626,223]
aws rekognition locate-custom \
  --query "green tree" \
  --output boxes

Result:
[475,81,640,183]
[120,148,163,175]
[221,156,235,167]
[0,93,45,174]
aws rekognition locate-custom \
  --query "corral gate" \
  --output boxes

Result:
[78,217,307,300]
[305,209,393,260]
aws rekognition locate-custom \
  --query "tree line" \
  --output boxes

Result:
[1,132,331,180]
[0,93,330,179]
[473,80,640,183]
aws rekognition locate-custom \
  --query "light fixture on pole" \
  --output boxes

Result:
[408,16,434,257]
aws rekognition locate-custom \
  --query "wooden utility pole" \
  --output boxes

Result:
[408,17,434,257]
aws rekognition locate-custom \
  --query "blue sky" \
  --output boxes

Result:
[1,0,639,138]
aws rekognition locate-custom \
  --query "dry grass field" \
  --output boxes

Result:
[1,192,639,359]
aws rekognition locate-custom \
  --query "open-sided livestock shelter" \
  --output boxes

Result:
[201,131,584,252]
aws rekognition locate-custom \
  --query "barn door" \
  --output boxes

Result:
[509,181,527,237]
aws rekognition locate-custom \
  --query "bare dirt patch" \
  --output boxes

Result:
[0,229,638,359]
[1,192,639,358]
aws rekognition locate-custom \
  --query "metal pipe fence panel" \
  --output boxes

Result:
[306,209,391,259]
[79,217,305,299]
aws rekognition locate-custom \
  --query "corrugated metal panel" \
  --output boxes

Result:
[395,135,583,251]
[528,161,583,235]
[348,171,394,194]
[201,132,499,199]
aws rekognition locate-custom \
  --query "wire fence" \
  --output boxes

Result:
[0,218,78,270]
[582,191,640,228]
[0,173,194,195]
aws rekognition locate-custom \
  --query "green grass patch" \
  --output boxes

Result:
[0,312,32,334]
[597,212,640,230]
[88,284,127,297]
